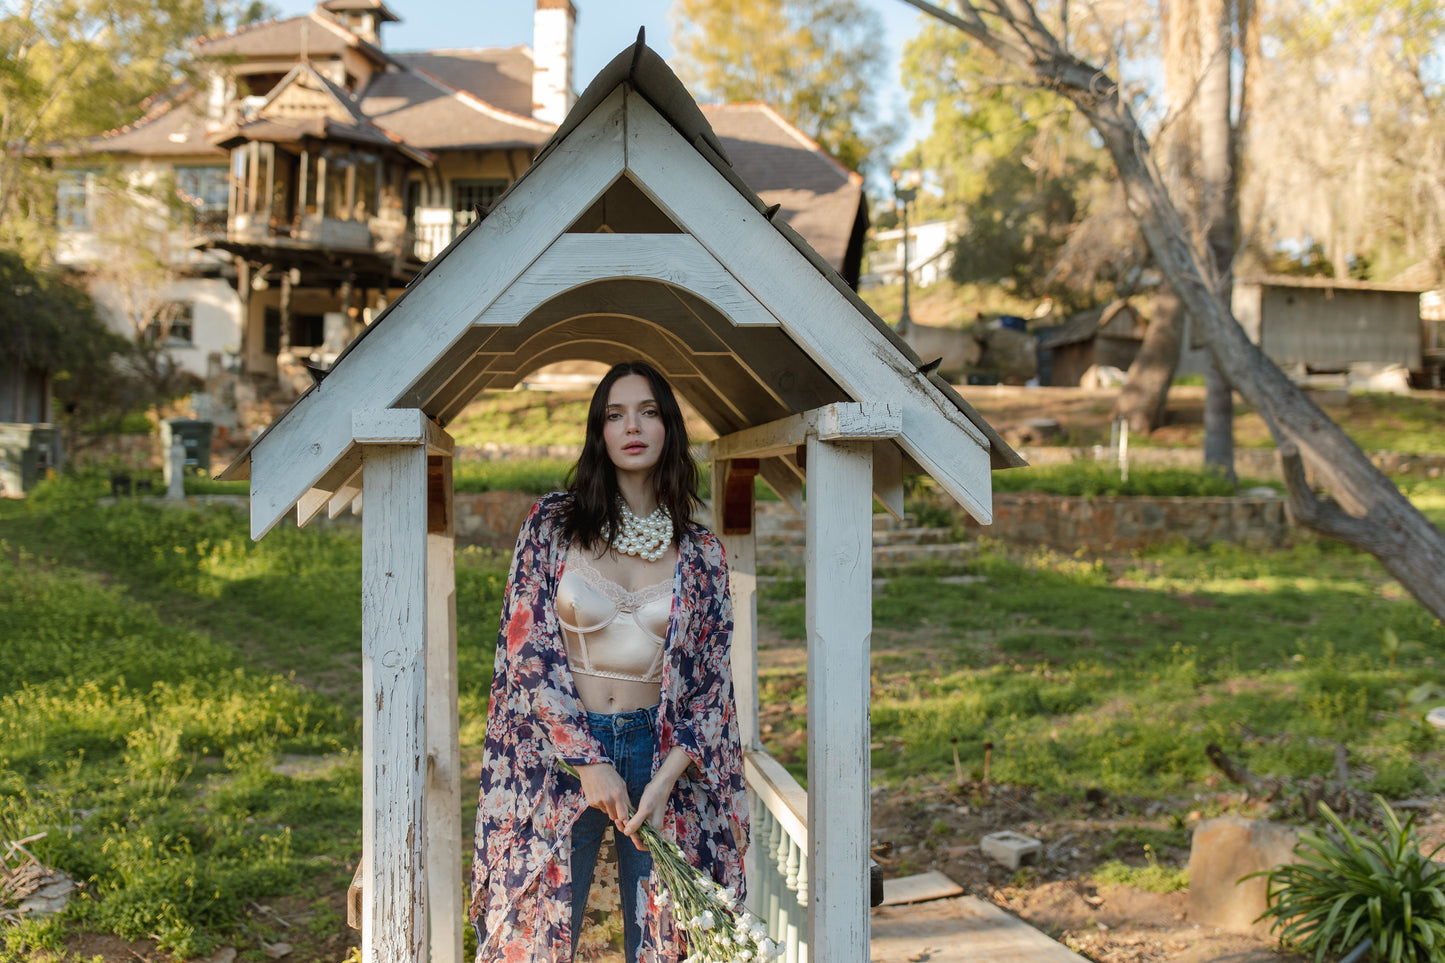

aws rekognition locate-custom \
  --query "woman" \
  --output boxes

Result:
[469,361,748,963]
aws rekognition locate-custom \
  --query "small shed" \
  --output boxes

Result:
[1038,300,1146,386]
[221,36,1020,963]
[1232,275,1426,373]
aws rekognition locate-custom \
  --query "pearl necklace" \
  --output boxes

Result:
[613,501,672,562]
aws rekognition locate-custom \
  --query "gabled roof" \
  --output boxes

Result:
[359,62,553,150]
[388,48,535,116]
[222,38,1021,537]
[81,91,226,158]
[1040,301,1144,349]
[195,10,385,65]
[209,61,434,164]
[701,103,866,278]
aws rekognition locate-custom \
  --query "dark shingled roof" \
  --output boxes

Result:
[359,67,552,151]
[701,103,863,277]
[388,48,535,117]
[85,93,226,157]
[195,11,384,65]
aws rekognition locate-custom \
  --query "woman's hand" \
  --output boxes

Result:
[574,762,631,831]
[622,747,694,850]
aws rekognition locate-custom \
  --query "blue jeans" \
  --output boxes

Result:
[570,704,658,963]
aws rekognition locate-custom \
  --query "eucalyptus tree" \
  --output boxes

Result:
[896,0,1445,621]
[670,0,890,170]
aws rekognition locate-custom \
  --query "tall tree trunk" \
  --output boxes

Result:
[1114,0,1197,434]
[1198,0,1236,482]
[1117,287,1182,434]
[900,0,1445,621]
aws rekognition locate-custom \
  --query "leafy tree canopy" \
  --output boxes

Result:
[0,0,274,257]
[670,0,890,172]
[900,19,1120,307]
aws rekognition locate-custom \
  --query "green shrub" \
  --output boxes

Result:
[1254,796,1445,962]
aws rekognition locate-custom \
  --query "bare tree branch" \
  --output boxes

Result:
[903,0,1445,621]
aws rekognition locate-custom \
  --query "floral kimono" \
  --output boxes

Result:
[469,492,749,962]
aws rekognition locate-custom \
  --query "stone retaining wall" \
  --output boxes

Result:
[962,492,1293,552]
[1017,446,1445,480]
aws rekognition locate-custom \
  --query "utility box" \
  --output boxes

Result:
[161,419,213,476]
[0,423,62,496]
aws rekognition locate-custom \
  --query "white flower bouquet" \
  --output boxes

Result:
[558,761,779,962]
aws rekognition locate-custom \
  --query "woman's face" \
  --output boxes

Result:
[602,373,666,477]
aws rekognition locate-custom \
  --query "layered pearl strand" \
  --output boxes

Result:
[612,501,673,562]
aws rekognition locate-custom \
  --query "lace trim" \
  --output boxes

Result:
[567,550,673,613]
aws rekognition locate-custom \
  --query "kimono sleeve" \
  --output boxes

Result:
[492,495,608,766]
[667,533,749,841]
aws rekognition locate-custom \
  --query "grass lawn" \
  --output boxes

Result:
[2,472,1443,960]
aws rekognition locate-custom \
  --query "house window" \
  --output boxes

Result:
[175,166,229,232]
[57,171,94,231]
[148,300,195,346]
[452,179,507,228]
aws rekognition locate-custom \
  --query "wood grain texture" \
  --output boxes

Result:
[803,437,874,963]
[360,443,431,963]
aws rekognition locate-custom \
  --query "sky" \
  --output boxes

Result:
[272,0,935,172]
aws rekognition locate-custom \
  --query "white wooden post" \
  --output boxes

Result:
[803,435,873,962]
[356,410,454,963]
[425,454,462,963]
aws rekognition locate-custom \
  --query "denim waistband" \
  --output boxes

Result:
[585,703,659,734]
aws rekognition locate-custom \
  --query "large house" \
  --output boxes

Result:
[55,0,868,393]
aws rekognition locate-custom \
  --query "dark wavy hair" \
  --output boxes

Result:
[562,360,700,552]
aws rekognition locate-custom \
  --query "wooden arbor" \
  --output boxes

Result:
[220,38,1022,963]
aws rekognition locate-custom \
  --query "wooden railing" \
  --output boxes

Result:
[745,750,809,963]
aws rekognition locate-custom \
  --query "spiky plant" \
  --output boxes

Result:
[1253,796,1445,962]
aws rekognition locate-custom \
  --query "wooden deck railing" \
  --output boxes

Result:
[745,750,809,963]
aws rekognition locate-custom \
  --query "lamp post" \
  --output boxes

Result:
[891,167,921,334]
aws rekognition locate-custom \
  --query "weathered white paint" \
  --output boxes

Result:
[872,441,905,521]
[360,440,431,963]
[803,436,873,962]
[245,88,628,539]
[481,233,780,327]
[353,409,454,453]
[745,751,808,849]
[704,403,902,462]
[425,456,462,963]
[621,90,993,524]
[328,468,362,519]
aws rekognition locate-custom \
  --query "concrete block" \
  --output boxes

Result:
[981,830,1042,871]
[1188,815,1301,937]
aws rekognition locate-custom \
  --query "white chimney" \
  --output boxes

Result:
[532,0,577,125]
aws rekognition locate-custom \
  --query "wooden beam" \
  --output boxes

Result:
[353,409,453,455]
[873,441,905,521]
[803,435,873,963]
[621,89,994,524]
[360,441,430,963]
[480,233,781,328]
[704,403,902,462]
[423,454,461,963]
[717,458,759,536]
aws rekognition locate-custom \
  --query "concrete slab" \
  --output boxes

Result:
[871,895,1089,963]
